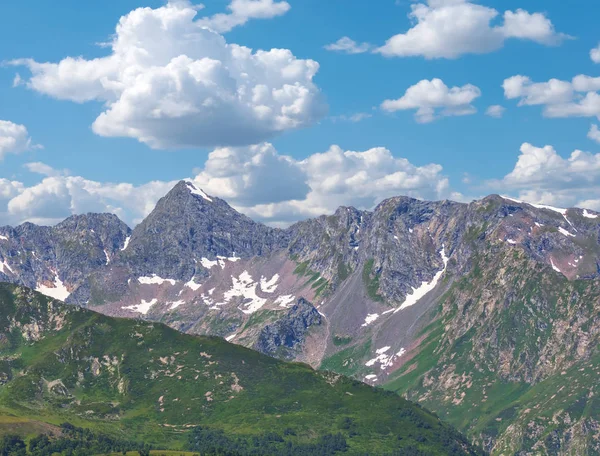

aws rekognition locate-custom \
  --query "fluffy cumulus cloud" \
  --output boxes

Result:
[364,0,568,59]
[381,78,481,123]
[1,144,455,227]
[0,120,40,160]
[324,37,372,54]
[485,105,506,118]
[193,143,310,206]
[589,124,600,144]
[197,0,290,33]
[3,165,175,226]
[11,0,326,149]
[503,74,600,119]
[591,43,600,64]
[0,179,25,224]
[492,143,600,211]
[192,143,453,224]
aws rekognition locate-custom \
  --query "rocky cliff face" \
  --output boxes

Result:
[121,181,289,279]
[255,297,323,360]
[0,213,131,301]
[1,182,600,455]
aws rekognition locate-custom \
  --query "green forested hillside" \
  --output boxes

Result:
[0,283,482,455]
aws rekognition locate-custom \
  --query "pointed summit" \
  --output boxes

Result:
[119,181,289,279]
[183,180,213,202]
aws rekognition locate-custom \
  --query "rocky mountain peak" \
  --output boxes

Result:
[183,180,214,202]
[115,181,290,280]
[164,180,214,205]
[55,212,128,230]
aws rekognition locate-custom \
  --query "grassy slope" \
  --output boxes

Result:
[0,283,481,455]
[384,248,600,454]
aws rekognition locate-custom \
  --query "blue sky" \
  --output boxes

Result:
[1,0,600,226]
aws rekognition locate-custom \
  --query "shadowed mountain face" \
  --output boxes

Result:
[121,181,290,278]
[0,213,131,301]
[0,283,482,455]
[1,181,600,454]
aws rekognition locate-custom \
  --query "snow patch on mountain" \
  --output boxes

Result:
[503,197,577,227]
[201,255,241,270]
[124,299,158,315]
[185,181,212,202]
[138,275,176,286]
[201,258,219,269]
[583,209,598,219]
[365,347,406,371]
[185,278,202,291]
[260,274,279,293]
[558,227,575,238]
[218,271,267,315]
[168,300,185,310]
[36,275,70,301]
[504,197,567,216]
[0,235,8,241]
[121,236,131,251]
[551,259,562,273]
[395,246,449,313]
[275,295,295,308]
[361,313,379,327]
[201,292,216,308]
[0,259,14,275]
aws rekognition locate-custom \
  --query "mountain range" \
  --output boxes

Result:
[1,180,600,455]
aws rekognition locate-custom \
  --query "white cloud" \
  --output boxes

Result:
[12,74,22,88]
[194,143,452,224]
[0,179,24,205]
[572,75,600,92]
[492,142,600,211]
[503,76,574,106]
[324,37,372,54]
[24,162,68,177]
[381,78,481,123]
[485,105,506,118]
[197,0,290,33]
[0,120,40,160]
[0,179,25,223]
[501,9,565,44]
[330,112,373,123]
[588,124,600,144]
[1,143,453,227]
[591,43,600,64]
[193,143,309,205]
[503,74,600,120]
[11,0,325,150]
[374,1,567,59]
[5,177,175,227]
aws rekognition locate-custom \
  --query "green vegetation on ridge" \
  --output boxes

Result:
[0,283,482,455]
[384,246,600,455]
